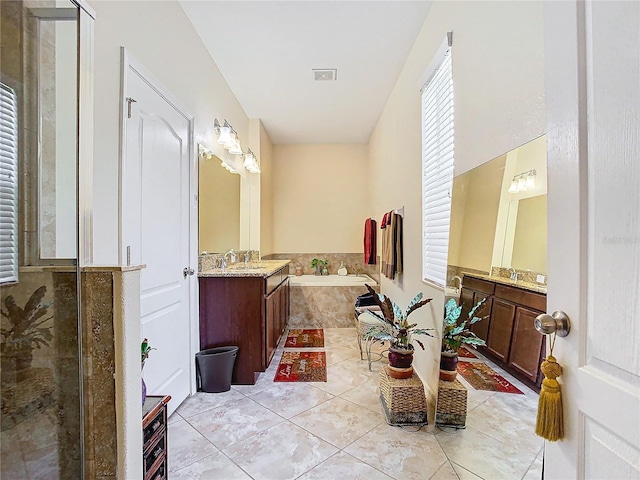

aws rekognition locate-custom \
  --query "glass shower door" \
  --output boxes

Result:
[1,1,83,478]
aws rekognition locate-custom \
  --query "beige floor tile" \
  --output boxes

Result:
[345,423,448,480]
[167,411,183,425]
[451,462,484,479]
[430,461,465,480]
[436,425,533,479]
[291,397,384,449]
[523,453,543,480]
[170,451,252,480]
[176,390,246,419]
[298,451,393,480]
[324,345,361,365]
[167,418,218,473]
[223,422,338,480]
[309,360,370,396]
[465,395,543,456]
[339,377,383,414]
[187,396,284,450]
[249,382,334,418]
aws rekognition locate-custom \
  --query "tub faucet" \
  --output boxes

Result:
[452,275,462,292]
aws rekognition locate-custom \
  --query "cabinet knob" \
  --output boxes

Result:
[534,311,571,337]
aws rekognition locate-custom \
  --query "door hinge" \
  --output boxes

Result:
[126,97,137,118]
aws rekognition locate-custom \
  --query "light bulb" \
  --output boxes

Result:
[217,125,232,146]
[518,175,527,190]
[228,138,243,155]
[526,171,536,188]
[508,179,519,193]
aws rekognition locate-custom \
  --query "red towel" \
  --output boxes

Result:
[364,218,377,265]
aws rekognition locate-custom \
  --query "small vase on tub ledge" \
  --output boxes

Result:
[440,297,488,381]
[310,258,328,276]
[361,285,435,379]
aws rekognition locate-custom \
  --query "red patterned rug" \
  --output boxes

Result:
[457,346,478,359]
[457,361,523,394]
[274,351,327,382]
[284,329,324,348]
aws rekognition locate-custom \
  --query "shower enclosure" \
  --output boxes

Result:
[1,1,94,478]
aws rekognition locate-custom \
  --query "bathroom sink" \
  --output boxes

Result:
[445,286,461,300]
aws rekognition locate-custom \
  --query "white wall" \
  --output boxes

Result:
[272,144,369,253]
[90,0,251,264]
[368,0,545,409]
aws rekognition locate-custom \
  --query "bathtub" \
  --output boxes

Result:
[288,274,379,328]
[288,274,378,287]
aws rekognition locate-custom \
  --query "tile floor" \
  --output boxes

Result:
[168,328,543,479]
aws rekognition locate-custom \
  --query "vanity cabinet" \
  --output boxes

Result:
[142,395,171,480]
[461,275,546,389]
[199,264,290,384]
[460,276,495,343]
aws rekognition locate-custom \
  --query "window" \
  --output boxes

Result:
[421,42,454,287]
[1,82,19,284]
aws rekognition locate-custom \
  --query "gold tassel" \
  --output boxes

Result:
[535,354,564,441]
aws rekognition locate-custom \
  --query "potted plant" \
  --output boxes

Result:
[310,258,328,276]
[141,338,155,406]
[362,284,434,379]
[440,297,488,381]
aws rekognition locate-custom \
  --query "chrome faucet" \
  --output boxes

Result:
[509,267,518,282]
[224,249,236,265]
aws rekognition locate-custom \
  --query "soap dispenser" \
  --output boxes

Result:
[337,262,348,276]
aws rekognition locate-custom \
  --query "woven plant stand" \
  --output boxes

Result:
[379,367,428,426]
[435,379,467,428]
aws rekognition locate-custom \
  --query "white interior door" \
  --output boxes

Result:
[544,1,640,478]
[121,52,194,414]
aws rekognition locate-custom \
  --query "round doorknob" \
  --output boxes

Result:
[534,311,571,337]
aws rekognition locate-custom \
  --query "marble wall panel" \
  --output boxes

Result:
[289,285,380,329]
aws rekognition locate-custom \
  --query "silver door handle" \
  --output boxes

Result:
[534,311,571,337]
[183,267,195,278]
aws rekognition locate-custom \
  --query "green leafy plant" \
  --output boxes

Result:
[310,258,328,269]
[442,297,488,353]
[0,286,53,371]
[363,284,434,351]
[141,338,155,366]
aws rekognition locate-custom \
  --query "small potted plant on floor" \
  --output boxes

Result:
[362,285,435,379]
[440,297,488,381]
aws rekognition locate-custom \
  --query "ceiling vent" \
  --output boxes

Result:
[313,69,337,81]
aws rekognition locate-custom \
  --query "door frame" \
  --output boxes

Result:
[118,48,199,395]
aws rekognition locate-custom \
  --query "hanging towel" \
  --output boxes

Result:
[364,218,377,265]
[394,213,403,275]
[383,213,396,278]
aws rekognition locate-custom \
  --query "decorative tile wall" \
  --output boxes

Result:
[264,253,380,284]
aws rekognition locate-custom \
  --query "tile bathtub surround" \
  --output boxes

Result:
[168,327,543,480]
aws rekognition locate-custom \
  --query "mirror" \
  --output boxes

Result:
[447,135,547,283]
[198,148,242,253]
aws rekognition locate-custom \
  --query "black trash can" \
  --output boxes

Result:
[195,346,239,393]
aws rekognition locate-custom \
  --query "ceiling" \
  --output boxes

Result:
[180,1,432,144]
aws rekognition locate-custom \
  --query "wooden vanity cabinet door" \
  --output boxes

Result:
[486,299,516,362]
[470,293,492,344]
[508,307,545,383]
[265,288,278,365]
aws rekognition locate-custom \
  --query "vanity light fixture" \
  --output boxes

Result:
[214,118,244,155]
[508,169,537,193]
[243,148,261,174]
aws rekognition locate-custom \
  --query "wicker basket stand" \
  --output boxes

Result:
[379,367,428,426]
[435,379,467,428]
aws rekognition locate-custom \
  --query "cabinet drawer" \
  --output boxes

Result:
[462,276,495,295]
[495,285,546,312]
[143,412,165,450]
[144,433,166,474]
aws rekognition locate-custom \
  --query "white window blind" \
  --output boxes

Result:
[421,48,454,287]
[1,82,19,284]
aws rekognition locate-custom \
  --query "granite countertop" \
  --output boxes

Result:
[464,272,547,295]
[198,259,291,278]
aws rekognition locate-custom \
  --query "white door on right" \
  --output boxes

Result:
[544,1,640,478]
